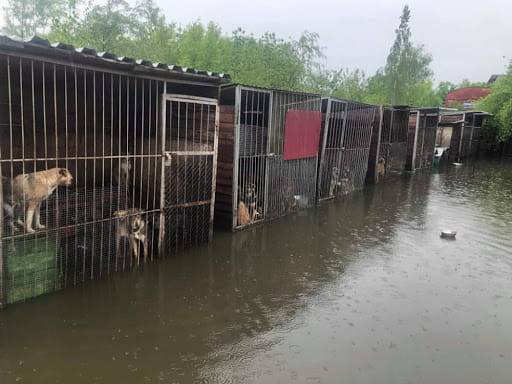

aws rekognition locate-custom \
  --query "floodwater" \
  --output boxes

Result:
[1,160,512,384]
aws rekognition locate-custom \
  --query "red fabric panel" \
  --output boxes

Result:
[283,110,322,160]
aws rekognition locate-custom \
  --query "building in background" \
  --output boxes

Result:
[487,74,504,84]
[444,87,491,110]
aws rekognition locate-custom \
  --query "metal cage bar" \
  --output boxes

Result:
[317,98,377,201]
[227,86,321,230]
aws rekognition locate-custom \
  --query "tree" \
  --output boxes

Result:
[2,0,68,38]
[383,5,433,105]
[305,68,370,102]
[478,65,512,142]
[3,0,449,108]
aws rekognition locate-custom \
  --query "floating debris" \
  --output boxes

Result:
[440,230,457,239]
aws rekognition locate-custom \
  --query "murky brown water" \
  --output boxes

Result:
[1,160,512,383]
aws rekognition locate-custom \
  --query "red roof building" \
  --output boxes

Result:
[445,87,491,109]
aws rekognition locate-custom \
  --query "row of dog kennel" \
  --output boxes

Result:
[0,36,486,307]
[436,111,489,163]
[214,97,454,232]
[0,35,228,306]
[406,107,442,171]
[215,85,381,231]
[366,105,411,184]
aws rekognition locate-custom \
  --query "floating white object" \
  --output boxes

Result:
[440,230,457,239]
[452,162,463,166]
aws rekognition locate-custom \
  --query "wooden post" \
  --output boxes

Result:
[0,158,5,309]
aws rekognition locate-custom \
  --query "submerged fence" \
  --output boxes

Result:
[406,108,440,171]
[0,50,220,306]
[317,98,377,201]
[367,106,410,183]
[216,85,322,230]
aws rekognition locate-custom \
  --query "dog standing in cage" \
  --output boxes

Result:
[2,168,73,233]
[114,208,149,265]
[237,183,261,226]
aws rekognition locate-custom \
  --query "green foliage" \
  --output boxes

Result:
[43,0,323,91]
[2,0,69,38]
[478,65,512,142]
[2,0,488,113]
[305,68,370,101]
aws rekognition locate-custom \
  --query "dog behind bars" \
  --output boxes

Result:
[114,208,149,266]
[237,183,260,226]
[2,168,73,233]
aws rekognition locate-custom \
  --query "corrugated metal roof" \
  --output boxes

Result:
[0,35,230,83]
[445,87,490,104]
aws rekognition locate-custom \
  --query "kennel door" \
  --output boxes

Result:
[160,95,219,255]
[233,87,271,230]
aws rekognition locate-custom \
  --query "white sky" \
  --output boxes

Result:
[1,0,510,83]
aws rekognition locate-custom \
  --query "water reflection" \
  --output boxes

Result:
[1,160,512,384]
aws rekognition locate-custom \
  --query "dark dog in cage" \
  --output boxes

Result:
[114,208,149,266]
[340,168,354,195]
[113,156,132,186]
[377,157,386,180]
[2,168,73,233]
[237,183,261,226]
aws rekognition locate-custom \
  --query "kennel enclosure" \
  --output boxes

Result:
[216,85,322,230]
[0,35,227,307]
[316,98,377,201]
[366,105,410,184]
[406,108,441,171]
[437,111,489,162]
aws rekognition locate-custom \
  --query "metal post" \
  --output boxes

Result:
[232,85,241,230]
[158,86,167,258]
[468,112,476,156]
[410,110,420,171]
[386,108,394,166]
[374,105,384,183]
[0,145,4,309]
[209,101,220,241]
[317,98,331,201]
[458,112,466,162]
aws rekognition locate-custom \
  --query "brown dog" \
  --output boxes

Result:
[237,201,251,226]
[113,208,149,266]
[237,183,261,226]
[3,168,73,233]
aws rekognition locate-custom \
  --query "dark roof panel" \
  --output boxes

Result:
[0,34,230,83]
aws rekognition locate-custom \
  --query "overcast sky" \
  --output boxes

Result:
[156,0,511,84]
[1,0,510,83]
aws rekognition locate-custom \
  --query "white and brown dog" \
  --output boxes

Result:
[113,208,149,266]
[3,168,73,233]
